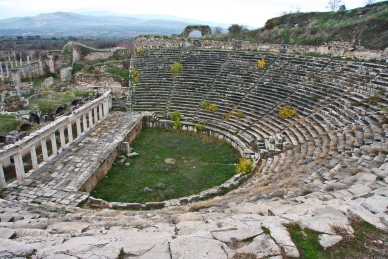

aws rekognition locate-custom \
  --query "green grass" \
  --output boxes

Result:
[91,128,240,203]
[286,218,388,259]
[0,114,22,134]
[33,76,46,87]
[28,89,95,112]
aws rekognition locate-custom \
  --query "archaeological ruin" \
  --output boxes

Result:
[0,31,388,258]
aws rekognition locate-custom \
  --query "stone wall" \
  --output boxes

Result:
[134,38,388,61]
[75,75,128,96]
[79,117,143,192]
[84,51,114,61]
[12,63,40,79]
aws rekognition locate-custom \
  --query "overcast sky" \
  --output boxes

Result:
[0,0,384,27]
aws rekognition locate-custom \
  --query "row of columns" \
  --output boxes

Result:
[0,98,111,189]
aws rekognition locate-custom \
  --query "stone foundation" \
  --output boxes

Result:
[79,114,142,192]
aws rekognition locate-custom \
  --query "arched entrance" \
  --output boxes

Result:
[181,25,212,38]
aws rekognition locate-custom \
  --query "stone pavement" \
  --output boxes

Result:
[0,181,387,258]
[1,112,143,206]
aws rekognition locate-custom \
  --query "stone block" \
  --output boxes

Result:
[127,203,142,210]
[145,202,165,209]
[319,234,343,249]
[0,228,15,239]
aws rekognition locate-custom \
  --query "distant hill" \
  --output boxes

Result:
[0,12,228,38]
[251,1,388,50]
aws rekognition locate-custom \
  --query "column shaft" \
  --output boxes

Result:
[99,104,103,121]
[88,110,93,128]
[59,128,66,149]
[67,123,74,143]
[13,153,25,181]
[41,139,49,162]
[94,107,98,124]
[0,163,6,189]
[76,118,82,136]
[51,133,58,156]
[83,115,88,132]
[30,145,38,170]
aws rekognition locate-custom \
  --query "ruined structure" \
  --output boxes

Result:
[0,91,112,188]
[181,25,212,37]
[1,40,388,258]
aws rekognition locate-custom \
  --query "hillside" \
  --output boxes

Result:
[251,1,388,50]
[0,12,228,38]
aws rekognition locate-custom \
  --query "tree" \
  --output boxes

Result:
[213,26,223,34]
[228,24,247,35]
[338,4,346,11]
[326,0,343,11]
[170,62,183,74]
[364,0,376,5]
[235,157,254,175]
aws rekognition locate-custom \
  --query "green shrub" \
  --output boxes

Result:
[236,109,245,118]
[171,110,181,122]
[200,101,210,109]
[194,122,206,131]
[170,62,183,74]
[200,101,218,112]
[235,157,253,174]
[173,119,183,130]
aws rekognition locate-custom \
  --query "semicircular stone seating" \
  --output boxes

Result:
[1,48,388,259]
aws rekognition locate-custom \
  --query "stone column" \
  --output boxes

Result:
[0,163,6,189]
[0,62,3,81]
[51,133,58,156]
[94,107,98,124]
[88,110,93,128]
[103,100,109,117]
[30,145,38,170]
[14,53,17,66]
[59,127,66,149]
[6,62,9,77]
[67,123,74,143]
[20,55,22,66]
[27,56,30,65]
[16,82,20,96]
[76,117,82,136]
[99,104,103,121]
[13,153,25,181]
[41,139,49,162]
[48,56,55,73]
[83,114,88,132]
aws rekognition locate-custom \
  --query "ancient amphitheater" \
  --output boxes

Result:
[1,39,388,258]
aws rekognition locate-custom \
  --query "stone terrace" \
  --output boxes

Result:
[1,112,143,206]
